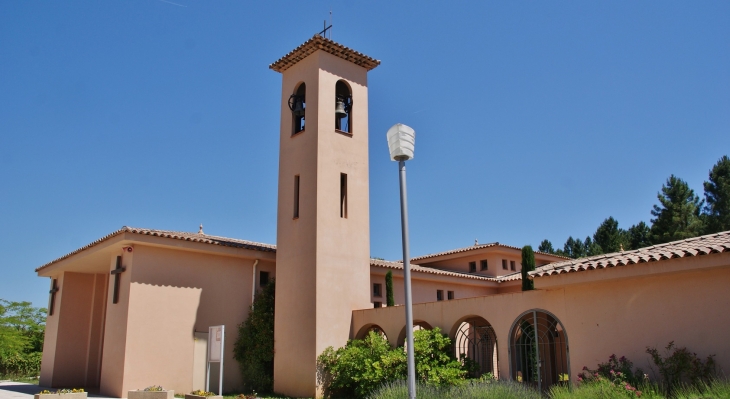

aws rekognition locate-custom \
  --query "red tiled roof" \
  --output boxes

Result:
[370,259,501,282]
[269,35,380,73]
[35,226,276,272]
[530,231,730,278]
[411,242,569,262]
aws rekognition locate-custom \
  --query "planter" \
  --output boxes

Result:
[185,395,222,399]
[128,391,174,399]
[34,393,87,399]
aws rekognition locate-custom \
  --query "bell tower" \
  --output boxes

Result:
[269,36,380,397]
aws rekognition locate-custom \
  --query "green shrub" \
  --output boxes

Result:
[0,351,41,377]
[233,280,275,394]
[318,327,466,398]
[646,341,716,395]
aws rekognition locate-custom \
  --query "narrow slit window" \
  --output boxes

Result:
[293,175,300,219]
[510,260,516,271]
[340,173,348,218]
[469,261,476,273]
[447,291,454,300]
[437,290,444,301]
[373,283,382,297]
[480,260,488,270]
[502,259,508,270]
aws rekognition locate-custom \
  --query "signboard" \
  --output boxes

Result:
[208,325,224,362]
[206,325,225,395]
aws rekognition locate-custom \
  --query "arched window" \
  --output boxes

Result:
[509,309,570,392]
[335,80,352,133]
[288,83,306,135]
[453,317,498,378]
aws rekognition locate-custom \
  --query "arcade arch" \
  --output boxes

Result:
[509,309,569,392]
[451,316,498,378]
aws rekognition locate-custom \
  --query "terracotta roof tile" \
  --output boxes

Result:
[411,242,570,262]
[35,226,276,272]
[270,35,380,73]
[530,230,730,278]
[369,259,501,282]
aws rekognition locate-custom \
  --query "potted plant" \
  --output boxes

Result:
[128,386,174,399]
[34,389,87,399]
[185,390,221,399]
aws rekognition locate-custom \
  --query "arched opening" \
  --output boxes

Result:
[452,317,498,378]
[397,321,433,348]
[288,82,306,135]
[355,323,388,342]
[509,309,569,392]
[335,80,352,133]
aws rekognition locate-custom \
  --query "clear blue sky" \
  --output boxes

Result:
[1,1,728,308]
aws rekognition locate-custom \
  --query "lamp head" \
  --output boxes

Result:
[386,123,415,161]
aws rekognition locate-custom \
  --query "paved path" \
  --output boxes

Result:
[0,383,116,399]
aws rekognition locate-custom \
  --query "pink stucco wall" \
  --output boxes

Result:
[353,253,730,383]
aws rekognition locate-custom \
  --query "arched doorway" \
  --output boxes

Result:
[509,309,569,392]
[452,317,498,378]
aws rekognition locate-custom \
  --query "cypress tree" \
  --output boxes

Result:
[233,280,275,393]
[385,270,395,307]
[521,245,535,291]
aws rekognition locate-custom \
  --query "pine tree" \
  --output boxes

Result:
[650,175,704,244]
[627,221,651,249]
[521,245,535,291]
[593,217,627,254]
[385,270,395,307]
[704,155,730,233]
[538,239,554,254]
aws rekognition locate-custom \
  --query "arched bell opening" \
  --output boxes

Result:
[396,321,433,349]
[509,309,570,392]
[354,323,388,343]
[451,316,499,379]
[288,82,306,135]
[335,80,352,133]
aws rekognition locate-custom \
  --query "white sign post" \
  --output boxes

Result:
[206,325,225,395]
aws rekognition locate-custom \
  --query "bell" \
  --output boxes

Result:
[292,98,305,117]
[335,99,348,119]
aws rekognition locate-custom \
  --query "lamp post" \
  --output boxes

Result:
[386,123,416,399]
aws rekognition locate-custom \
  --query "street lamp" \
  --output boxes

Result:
[386,123,416,399]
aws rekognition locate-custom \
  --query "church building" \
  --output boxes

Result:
[35,36,730,398]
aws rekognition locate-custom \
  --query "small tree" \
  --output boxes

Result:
[704,155,730,233]
[650,175,704,244]
[233,280,275,393]
[385,271,395,307]
[521,245,535,291]
[538,239,554,254]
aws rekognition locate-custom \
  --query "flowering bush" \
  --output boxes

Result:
[38,389,85,394]
[189,390,215,397]
[578,354,645,397]
[143,386,164,392]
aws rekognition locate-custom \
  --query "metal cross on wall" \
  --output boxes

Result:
[110,256,126,304]
[48,279,59,316]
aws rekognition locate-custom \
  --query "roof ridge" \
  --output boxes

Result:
[36,226,276,272]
